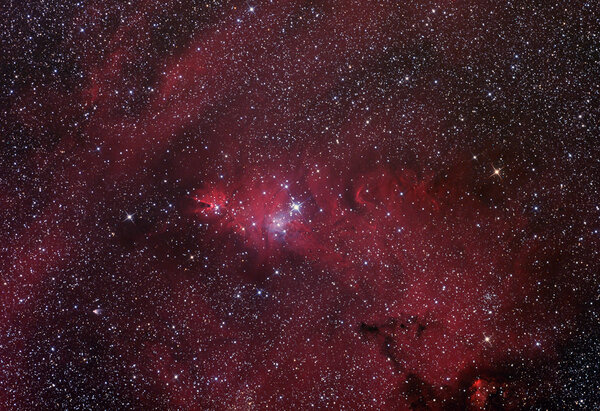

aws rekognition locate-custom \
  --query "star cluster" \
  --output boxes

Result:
[1,0,600,409]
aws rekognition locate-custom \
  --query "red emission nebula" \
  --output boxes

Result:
[1,0,600,409]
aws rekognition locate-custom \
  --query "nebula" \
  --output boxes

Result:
[1,0,599,409]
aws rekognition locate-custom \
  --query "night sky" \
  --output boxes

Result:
[1,0,600,409]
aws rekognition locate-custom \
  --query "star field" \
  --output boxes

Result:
[1,0,600,409]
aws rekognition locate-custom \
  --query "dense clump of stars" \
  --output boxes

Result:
[1,0,599,409]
